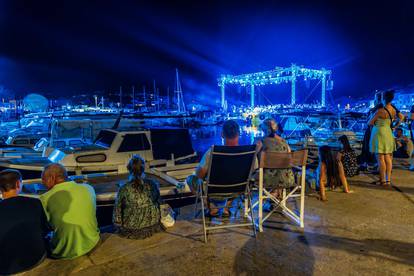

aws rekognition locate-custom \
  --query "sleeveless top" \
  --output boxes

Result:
[369,109,396,154]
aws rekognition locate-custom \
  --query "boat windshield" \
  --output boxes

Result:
[94,130,116,148]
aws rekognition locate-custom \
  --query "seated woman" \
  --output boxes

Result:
[113,155,163,239]
[257,118,295,198]
[338,135,359,177]
[318,146,352,201]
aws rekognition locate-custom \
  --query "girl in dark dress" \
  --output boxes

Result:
[338,135,359,177]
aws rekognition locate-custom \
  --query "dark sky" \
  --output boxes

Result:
[1,0,414,105]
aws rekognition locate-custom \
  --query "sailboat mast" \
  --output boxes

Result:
[119,86,123,109]
[175,68,185,113]
[132,85,135,110]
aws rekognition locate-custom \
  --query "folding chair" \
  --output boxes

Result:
[255,149,308,232]
[194,144,257,243]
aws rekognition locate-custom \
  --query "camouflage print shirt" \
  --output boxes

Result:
[113,177,162,239]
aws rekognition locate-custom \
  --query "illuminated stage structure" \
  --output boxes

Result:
[218,64,332,109]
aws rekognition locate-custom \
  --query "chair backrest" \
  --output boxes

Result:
[259,149,308,169]
[206,144,257,197]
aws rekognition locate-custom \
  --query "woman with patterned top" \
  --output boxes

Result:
[338,135,359,177]
[113,155,163,239]
[256,118,295,198]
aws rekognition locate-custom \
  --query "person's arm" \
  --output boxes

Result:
[393,112,405,129]
[337,159,351,193]
[112,186,125,226]
[195,149,210,179]
[337,151,343,162]
[195,167,207,179]
[37,200,51,237]
[368,110,380,126]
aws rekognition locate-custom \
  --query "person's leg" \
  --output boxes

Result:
[377,154,386,184]
[384,153,393,185]
[208,199,220,216]
[222,198,234,217]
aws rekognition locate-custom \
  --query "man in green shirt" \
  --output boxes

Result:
[40,163,100,259]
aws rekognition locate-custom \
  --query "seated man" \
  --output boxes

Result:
[0,169,50,275]
[394,128,413,159]
[40,163,100,259]
[189,120,253,216]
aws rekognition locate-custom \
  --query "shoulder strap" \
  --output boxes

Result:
[383,107,393,127]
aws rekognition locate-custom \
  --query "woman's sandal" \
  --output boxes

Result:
[379,181,389,187]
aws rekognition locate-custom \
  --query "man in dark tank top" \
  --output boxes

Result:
[0,169,50,275]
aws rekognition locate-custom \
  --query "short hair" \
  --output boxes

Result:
[42,163,68,180]
[127,154,145,178]
[383,90,394,104]
[0,169,22,192]
[222,120,240,139]
[260,118,278,137]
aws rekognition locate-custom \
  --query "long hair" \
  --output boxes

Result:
[319,146,341,188]
[127,155,146,191]
[338,135,352,152]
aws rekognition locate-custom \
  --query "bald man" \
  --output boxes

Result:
[40,163,100,259]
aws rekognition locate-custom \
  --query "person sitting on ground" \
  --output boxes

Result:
[256,118,295,199]
[189,119,249,217]
[40,163,100,259]
[338,135,359,177]
[0,169,50,275]
[113,155,163,239]
[317,146,352,201]
[394,128,413,158]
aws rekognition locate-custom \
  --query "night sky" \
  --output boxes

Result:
[1,0,414,105]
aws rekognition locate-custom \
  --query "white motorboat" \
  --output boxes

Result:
[0,127,196,180]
